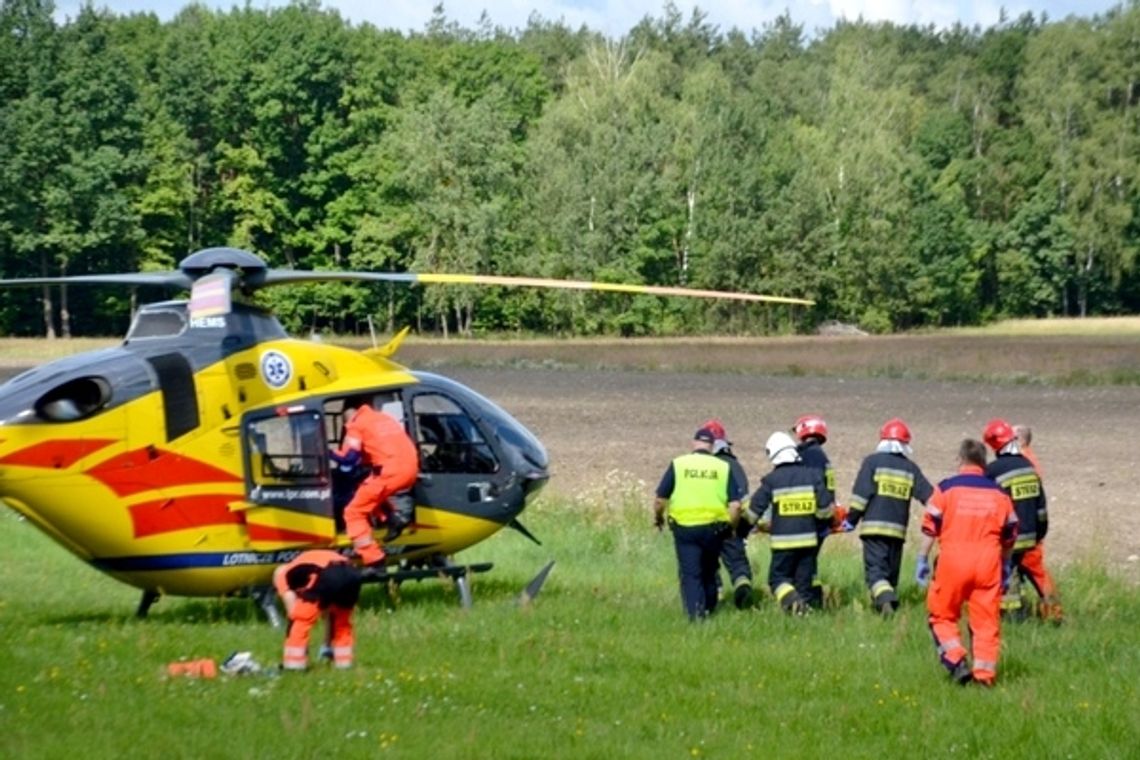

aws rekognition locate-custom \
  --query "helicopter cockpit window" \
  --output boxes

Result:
[247,411,327,485]
[126,308,187,340]
[35,376,112,422]
[413,393,498,474]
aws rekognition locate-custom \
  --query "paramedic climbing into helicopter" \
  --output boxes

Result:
[332,396,419,566]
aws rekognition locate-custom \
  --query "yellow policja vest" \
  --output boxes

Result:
[668,453,730,527]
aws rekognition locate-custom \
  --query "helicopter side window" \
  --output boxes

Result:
[34,376,112,421]
[412,394,498,474]
[247,411,327,486]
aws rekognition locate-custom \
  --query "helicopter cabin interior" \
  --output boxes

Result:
[243,388,501,530]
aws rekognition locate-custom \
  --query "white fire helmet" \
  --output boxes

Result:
[765,431,800,465]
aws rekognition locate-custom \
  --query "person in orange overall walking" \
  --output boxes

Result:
[916,439,1018,686]
[333,398,419,566]
[274,549,363,670]
[1013,425,1042,477]
[983,418,1061,623]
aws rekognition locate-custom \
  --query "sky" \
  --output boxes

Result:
[54,0,1125,38]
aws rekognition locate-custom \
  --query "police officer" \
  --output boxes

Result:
[845,418,934,615]
[983,418,1061,623]
[702,419,754,609]
[738,431,834,614]
[653,427,745,620]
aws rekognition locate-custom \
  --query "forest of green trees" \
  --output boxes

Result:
[2,0,1138,337]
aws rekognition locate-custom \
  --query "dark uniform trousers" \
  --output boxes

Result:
[769,547,817,610]
[863,536,904,609]
[720,535,753,605]
[672,522,729,619]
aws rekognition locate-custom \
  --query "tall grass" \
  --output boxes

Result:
[1,494,1136,759]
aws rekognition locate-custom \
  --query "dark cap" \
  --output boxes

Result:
[694,427,716,444]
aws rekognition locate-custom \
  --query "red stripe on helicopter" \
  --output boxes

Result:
[128,494,244,538]
[245,524,330,544]
[86,448,242,497]
[0,438,117,469]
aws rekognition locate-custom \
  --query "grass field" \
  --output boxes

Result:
[2,497,1137,759]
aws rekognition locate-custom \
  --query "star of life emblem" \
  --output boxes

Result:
[260,350,292,389]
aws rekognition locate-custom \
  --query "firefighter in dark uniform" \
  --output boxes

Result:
[653,427,745,620]
[844,418,934,615]
[793,414,844,608]
[738,431,834,614]
[702,418,754,609]
[983,418,1061,623]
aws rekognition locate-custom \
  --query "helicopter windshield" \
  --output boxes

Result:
[412,372,549,475]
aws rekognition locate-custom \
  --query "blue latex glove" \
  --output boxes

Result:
[915,555,931,588]
[329,448,361,473]
[1001,560,1013,593]
[840,519,855,533]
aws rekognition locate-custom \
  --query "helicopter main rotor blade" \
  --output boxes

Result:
[0,272,191,289]
[256,269,815,306]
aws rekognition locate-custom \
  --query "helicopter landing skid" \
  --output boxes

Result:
[136,589,161,618]
[251,586,284,629]
[361,561,493,610]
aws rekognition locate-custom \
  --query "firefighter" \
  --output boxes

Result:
[653,427,745,620]
[702,418,754,609]
[916,439,1018,686]
[792,414,844,607]
[844,418,934,615]
[333,397,419,567]
[983,418,1062,623]
[274,549,363,670]
[738,431,833,614]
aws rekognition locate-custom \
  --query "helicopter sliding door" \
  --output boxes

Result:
[240,404,335,549]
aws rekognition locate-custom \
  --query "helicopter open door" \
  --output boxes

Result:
[240,404,336,550]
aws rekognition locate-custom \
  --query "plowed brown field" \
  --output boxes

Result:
[411,336,1140,583]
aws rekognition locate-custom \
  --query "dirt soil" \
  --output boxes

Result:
[442,366,1140,583]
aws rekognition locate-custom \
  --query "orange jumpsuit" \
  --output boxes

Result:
[336,406,419,565]
[922,465,1018,685]
[274,550,358,670]
[1012,443,1060,620]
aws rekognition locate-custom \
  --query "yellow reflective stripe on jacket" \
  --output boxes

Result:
[668,453,730,526]
[773,485,817,517]
[1002,472,1041,500]
[873,468,914,500]
[1014,532,1037,549]
[771,532,818,549]
[860,520,907,539]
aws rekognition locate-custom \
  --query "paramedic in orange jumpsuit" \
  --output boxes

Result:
[333,399,419,566]
[916,439,1018,686]
[274,549,362,670]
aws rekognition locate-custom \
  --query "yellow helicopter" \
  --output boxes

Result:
[0,247,812,621]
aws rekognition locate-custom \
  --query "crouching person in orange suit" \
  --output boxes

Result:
[274,550,362,671]
[332,397,419,567]
[916,439,1018,687]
